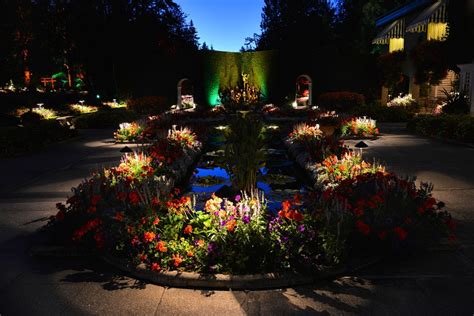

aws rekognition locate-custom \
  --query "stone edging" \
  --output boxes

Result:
[101,254,347,290]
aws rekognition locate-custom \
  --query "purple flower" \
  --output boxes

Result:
[242,215,250,224]
[235,195,241,202]
[280,236,289,244]
[208,242,217,253]
[297,225,305,232]
[220,220,227,226]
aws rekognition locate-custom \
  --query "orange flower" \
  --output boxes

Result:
[196,239,205,247]
[143,231,156,243]
[172,254,183,267]
[156,241,168,252]
[226,219,237,232]
[183,225,193,235]
[151,262,161,271]
[153,217,160,225]
[115,212,124,221]
[187,251,194,257]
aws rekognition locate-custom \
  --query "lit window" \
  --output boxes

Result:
[389,38,404,52]
[427,22,448,40]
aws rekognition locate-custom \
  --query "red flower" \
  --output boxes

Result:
[151,196,160,207]
[131,235,140,246]
[87,206,97,214]
[94,232,105,248]
[129,191,140,204]
[290,210,304,222]
[151,262,161,271]
[172,254,183,267]
[393,226,407,241]
[91,195,101,205]
[116,192,127,201]
[56,210,65,221]
[153,217,160,225]
[115,212,124,221]
[356,220,370,235]
[378,231,387,240]
[143,231,156,243]
[156,241,168,252]
[183,225,193,235]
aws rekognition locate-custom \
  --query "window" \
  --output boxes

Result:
[427,22,448,41]
[389,38,404,52]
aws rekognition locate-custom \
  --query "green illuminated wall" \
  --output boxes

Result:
[202,50,277,106]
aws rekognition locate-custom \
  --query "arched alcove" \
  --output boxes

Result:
[177,78,195,109]
[295,75,312,107]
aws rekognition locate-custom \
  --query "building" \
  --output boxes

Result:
[373,0,456,108]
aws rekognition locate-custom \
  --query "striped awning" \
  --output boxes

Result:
[406,0,448,32]
[372,19,405,44]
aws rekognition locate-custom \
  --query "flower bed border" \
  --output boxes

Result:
[102,254,349,290]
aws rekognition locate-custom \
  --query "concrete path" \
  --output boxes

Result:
[0,127,473,315]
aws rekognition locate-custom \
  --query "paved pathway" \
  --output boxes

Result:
[0,127,473,315]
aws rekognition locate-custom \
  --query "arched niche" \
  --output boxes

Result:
[295,75,312,107]
[177,78,195,109]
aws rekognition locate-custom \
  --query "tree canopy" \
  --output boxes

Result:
[0,0,199,96]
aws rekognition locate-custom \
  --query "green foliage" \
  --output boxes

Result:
[408,114,474,142]
[411,40,450,85]
[351,103,415,122]
[224,113,266,193]
[377,51,406,89]
[20,111,42,126]
[202,50,277,106]
[442,91,470,114]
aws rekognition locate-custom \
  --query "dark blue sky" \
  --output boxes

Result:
[176,0,266,52]
[176,0,338,52]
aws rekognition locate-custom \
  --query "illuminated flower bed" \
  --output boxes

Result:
[339,116,379,138]
[48,120,455,280]
[114,122,146,143]
[69,104,98,114]
[318,172,456,262]
[315,152,385,189]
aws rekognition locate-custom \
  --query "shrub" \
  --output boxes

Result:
[387,94,419,110]
[20,111,43,126]
[350,103,414,122]
[0,120,77,157]
[69,104,99,114]
[408,114,474,142]
[317,92,365,112]
[114,122,145,143]
[127,96,169,114]
[319,172,454,262]
[339,117,379,138]
[442,91,470,114]
[74,108,140,129]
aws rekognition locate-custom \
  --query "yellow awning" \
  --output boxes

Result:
[406,0,448,33]
[372,19,405,45]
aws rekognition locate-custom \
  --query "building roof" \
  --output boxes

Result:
[376,0,432,27]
